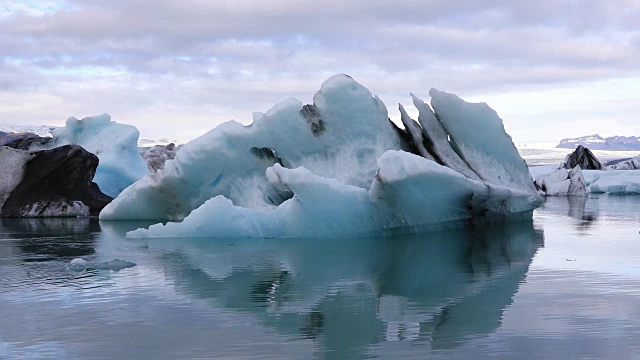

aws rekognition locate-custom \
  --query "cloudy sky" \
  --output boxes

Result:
[0,0,639,144]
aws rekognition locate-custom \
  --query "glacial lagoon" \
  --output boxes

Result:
[1,195,639,359]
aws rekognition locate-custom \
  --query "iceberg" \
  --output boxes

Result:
[607,155,640,170]
[31,114,149,197]
[534,166,587,196]
[102,75,404,221]
[102,75,541,238]
[531,166,640,195]
[584,170,640,194]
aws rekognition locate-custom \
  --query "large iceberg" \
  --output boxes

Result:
[102,75,406,221]
[101,75,542,238]
[31,114,149,197]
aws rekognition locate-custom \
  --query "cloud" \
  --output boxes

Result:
[0,0,639,143]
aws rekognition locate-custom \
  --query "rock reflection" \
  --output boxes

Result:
[0,218,102,295]
[149,220,544,356]
[0,218,100,261]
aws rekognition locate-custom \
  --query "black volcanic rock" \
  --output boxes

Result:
[0,145,113,217]
[562,145,602,170]
[0,132,53,150]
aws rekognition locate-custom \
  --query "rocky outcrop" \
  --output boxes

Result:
[563,145,602,170]
[0,145,113,217]
[140,143,180,172]
[0,132,53,150]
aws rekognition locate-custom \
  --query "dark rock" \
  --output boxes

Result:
[300,104,325,136]
[250,146,285,166]
[562,145,602,170]
[398,104,444,164]
[0,145,113,217]
[0,132,53,150]
[387,118,421,156]
[248,147,293,205]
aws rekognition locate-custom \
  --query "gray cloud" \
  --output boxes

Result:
[0,0,639,142]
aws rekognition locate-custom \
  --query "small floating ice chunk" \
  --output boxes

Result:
[68,257,87,272]
[93,259,137,271]
[70,258,87,265]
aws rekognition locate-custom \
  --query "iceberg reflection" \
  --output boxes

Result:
[148,221,544,355]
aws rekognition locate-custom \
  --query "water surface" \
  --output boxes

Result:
[1,195,639,359]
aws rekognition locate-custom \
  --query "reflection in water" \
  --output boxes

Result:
[4,197,640,358]
[0,218,101,301]
[147,220,544,357]
[566,196,598,231]
[0,218,99,262]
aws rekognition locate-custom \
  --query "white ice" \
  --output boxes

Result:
[68,257,87,272]
[531,166,640,195]
[534,166,586,196]
[429,89,537,195]
[68,258,136,272]
[584,170,640,194]
[0,147,31,210]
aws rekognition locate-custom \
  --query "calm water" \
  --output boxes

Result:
[1,195,640,359]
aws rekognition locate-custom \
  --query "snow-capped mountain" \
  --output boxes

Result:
[556,134,640,150]
[0,124,55,137]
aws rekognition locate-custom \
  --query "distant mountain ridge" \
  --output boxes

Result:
[556,134,640,151]
[0,124,181,147]
[0,124,55,138]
